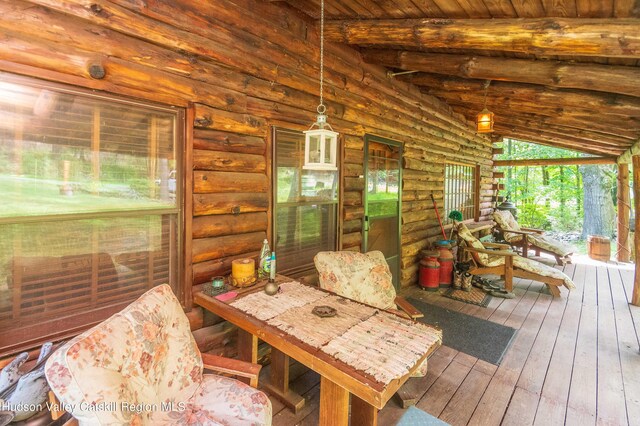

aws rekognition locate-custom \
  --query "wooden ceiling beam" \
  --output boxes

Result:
[452,104,639,143]
[450,104,639,139]
[445,98,640,131]
[495,123,631,149]
[492,117,635,145]
[494,126,626,156]
[494,157,617,167]
[325,18,640,58]
[495,131,623,156]
[370,51,640,97]
[407,74,640,116]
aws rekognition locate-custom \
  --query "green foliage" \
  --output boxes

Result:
[497,139,584,232]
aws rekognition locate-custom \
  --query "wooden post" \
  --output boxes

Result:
[632,156,640,306]
[617,163,631,262]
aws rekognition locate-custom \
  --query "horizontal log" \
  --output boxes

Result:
[192,212,268,239]
[192,231,266,263]
[342,219,362,234]
[494,157,616,167]
[325,18,640,58]
[193,193,269,216]
[402,180,442,191]
[193,149,266,173]
[341,232,362,249]
[343,191,362,206]
[345,176,365,191]
[375,51,640,97]
[193,171,268,193]
[194,104,266,136]
[343,163,364,177]
[492,148,504,155]
[192,251,260,284]
[344,206,364,221]
[193,129,266,155]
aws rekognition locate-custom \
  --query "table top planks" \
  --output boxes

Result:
[194,278,440,410]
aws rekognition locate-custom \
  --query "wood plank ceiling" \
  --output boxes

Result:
[279,0,640,157]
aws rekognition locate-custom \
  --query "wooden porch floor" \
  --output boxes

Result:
[267,258,640,425]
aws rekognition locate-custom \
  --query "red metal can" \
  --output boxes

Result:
[419,251,440,292]
[437,241,454,287]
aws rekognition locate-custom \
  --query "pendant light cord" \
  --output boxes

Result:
[318,0,326,114]
[482,79,491,109]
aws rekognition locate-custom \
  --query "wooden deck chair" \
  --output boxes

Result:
[457,223,575,297]
[493,210,574,265]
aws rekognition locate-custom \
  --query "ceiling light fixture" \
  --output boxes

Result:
[477,80,494,133]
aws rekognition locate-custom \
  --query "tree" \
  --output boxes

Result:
[580,164,615,238]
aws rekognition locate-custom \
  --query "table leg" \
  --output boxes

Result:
[319,376,349,426]
[263,348,305,413]
[237,329,258,385]
[351,394,378,426]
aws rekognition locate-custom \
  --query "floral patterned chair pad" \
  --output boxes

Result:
[313,250,430,377]
[458,223,575,290]
[45,284,271,426]
[493,210,575,257]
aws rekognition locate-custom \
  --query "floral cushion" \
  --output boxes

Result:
[45,285,271,426]
[153,375,271,425]
[492,210,521,241]
[482,255,576,290]
[314,251,396,310]
[314,251,430,377]
[456,223,490,265]
[493,211,575,257]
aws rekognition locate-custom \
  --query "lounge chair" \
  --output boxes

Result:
[493,210,575,265]
[457,223,575,297]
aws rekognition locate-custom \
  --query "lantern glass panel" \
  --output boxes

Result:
[308,134,321,163]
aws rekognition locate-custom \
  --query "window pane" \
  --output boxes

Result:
[275,204,337,271]
[274,128,338,273]
[444,163,476,223]
[0,80,178,218]
[0,74,182,355]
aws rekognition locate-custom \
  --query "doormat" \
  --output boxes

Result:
[442,286,491,307]
[408,298,517,365]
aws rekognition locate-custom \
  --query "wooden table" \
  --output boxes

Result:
[194,277,441,426]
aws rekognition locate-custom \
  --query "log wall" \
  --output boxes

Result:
[0,0,493,326]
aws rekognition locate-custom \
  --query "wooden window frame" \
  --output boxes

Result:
[443,161,480,223]
[271,126,340,277]
[0,73,186,356]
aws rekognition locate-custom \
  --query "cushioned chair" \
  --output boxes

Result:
[457,223,575,297]
[493,210,574,265]
[45,284,272,426]
[313,250,432,378]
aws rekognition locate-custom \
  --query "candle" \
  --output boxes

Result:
[231,258,255,287]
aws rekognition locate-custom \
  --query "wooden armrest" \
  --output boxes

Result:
[521,227,544,234]
[483,242,511,249]
[394,296,424,319]
[502,229,535,236]
[201,353,262,387]
[464,246,516,256]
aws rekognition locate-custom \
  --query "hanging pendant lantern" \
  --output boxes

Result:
[476,108,494,133]
[303,0,338,171]
[476,80,494,133]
